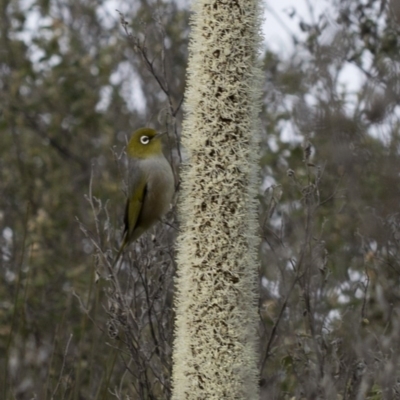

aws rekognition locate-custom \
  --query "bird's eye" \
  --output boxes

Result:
[140,136,150,145]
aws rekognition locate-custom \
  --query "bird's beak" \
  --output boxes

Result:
[156,131,168,138]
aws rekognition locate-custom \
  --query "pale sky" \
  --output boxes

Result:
[263,0,332,55]
[17,0,366,125]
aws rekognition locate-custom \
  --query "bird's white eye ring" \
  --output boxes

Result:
[140,136,150,145]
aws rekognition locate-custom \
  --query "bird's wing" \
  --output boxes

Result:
[123,164,147,240]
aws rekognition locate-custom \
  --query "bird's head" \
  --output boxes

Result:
[127,128,165,159]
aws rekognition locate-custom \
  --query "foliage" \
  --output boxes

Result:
[1,0,400,398]
[0,0,186,398]
[259,0,400,398]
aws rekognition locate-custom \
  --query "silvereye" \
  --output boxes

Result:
[114,128,175,264]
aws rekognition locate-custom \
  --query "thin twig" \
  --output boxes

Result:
[51,334,73,400]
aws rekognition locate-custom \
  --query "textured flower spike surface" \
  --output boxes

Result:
[171,0,263,398]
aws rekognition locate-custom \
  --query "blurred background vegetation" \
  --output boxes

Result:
[1,0,400,398]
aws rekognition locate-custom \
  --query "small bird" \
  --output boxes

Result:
[114,128,175,265]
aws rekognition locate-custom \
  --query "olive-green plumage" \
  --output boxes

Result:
[114,128,174,265]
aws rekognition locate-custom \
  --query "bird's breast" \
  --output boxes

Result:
[138,157,174,229]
